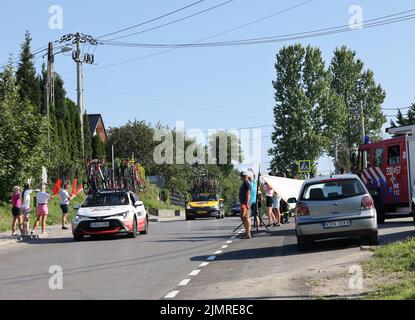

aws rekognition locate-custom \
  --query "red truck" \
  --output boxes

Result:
[357,125,415,225]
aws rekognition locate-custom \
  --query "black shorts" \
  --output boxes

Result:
[60,204,69,214]
[250,203,258,217]
[12,207,22,217]
[266,196,273,208]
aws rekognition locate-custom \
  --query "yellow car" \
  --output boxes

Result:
[186,194,225,220]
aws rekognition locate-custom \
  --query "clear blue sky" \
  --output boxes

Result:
[1,0,415,174]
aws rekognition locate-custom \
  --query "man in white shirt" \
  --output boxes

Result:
[60,184,73,230]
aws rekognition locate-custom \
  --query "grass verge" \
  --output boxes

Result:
[363,237,415,300]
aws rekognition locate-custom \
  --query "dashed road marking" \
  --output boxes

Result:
[226,240,233,244]
[214,250,223,255]
[221,245,229,249]
[179,279,191,286]
[189,270,201,276]
[199,262,210,267]
[165,291,180,299]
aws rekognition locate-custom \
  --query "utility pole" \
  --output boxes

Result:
[75,33,85,157]
[45,42,55,148]
[59,33,98,158]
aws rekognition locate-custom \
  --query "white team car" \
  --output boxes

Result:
[72,190,148,241]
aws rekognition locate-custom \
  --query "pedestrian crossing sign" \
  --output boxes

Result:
[299,160,311,173]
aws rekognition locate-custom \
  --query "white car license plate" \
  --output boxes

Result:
[90,222,110,228]
[323,220,351,229]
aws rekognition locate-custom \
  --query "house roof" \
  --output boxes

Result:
[87,114,108,143]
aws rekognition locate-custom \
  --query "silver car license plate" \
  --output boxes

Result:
[323,220,351,229]
[90,222,110,228]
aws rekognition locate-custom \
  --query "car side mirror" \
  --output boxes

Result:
[135,201,144,207]
[287,198,297,204]
[73,205,81,211]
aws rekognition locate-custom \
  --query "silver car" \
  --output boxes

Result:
[294,174,379,250]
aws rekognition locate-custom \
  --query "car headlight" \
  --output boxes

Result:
[74,215,88,222]
[186,205,192,210]
[115,211,129,219]
[213,206,220,210]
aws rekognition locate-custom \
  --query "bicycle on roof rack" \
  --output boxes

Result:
[83,159,145,194]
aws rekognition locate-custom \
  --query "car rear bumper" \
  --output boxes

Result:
[296,213,378,238]
[186,208,221,218]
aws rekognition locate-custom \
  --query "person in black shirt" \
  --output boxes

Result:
[239,172,252,239]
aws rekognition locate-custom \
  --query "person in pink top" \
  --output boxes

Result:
[11,186,23,236]
[263,182,278,227]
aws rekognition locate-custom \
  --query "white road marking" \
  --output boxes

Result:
[221,245,229,249]
[207,256,216,261]
[179,279,191,286]
[199,262,210,267]
[165,291,180,299]
[189,270,201,276]
[214,250,223,255]
[231,236,237,240]
[226,240,233,244]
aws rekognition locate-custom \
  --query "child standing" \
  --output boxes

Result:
[11,186,23,236]
[59,184,73,230]
[32,185,53,235]
[21,184,33,236]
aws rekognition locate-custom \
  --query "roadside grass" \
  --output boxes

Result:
[363,237,415,300]
[0,194,86,233]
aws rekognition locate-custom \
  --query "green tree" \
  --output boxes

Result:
[390,102,415,128]
[329,46,386,171]
[83,113,92,159]
[208,130,242,177]
[16,31,42,111]
[0,62,49,198]
[269,44,342,176]
[92,135,106,159]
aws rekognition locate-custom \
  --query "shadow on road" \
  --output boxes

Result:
[378,220,414,230]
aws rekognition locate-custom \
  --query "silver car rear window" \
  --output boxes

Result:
[300,179,366,201]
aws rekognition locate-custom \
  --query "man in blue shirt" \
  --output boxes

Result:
[239,171,252,239]
[248,171,259,227]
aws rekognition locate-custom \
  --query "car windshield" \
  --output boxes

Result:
[301,179,366,201]
[192,194,217,201]
[82,193,130,207]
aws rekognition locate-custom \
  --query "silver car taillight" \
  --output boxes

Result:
[361,196,374,210]
[296,202,310,216]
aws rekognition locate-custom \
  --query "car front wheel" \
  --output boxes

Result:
[140,218,149,235]
[73,232,83,242]
[128,218,138,238]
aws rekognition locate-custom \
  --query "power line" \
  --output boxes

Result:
[97,0,207,39]
[78,0,314,72]
[105,0,235,42]
[383,107,410,111]
[99,9,415,48]
[0,45,49,70]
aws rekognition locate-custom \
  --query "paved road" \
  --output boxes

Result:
[0,217,413,300]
